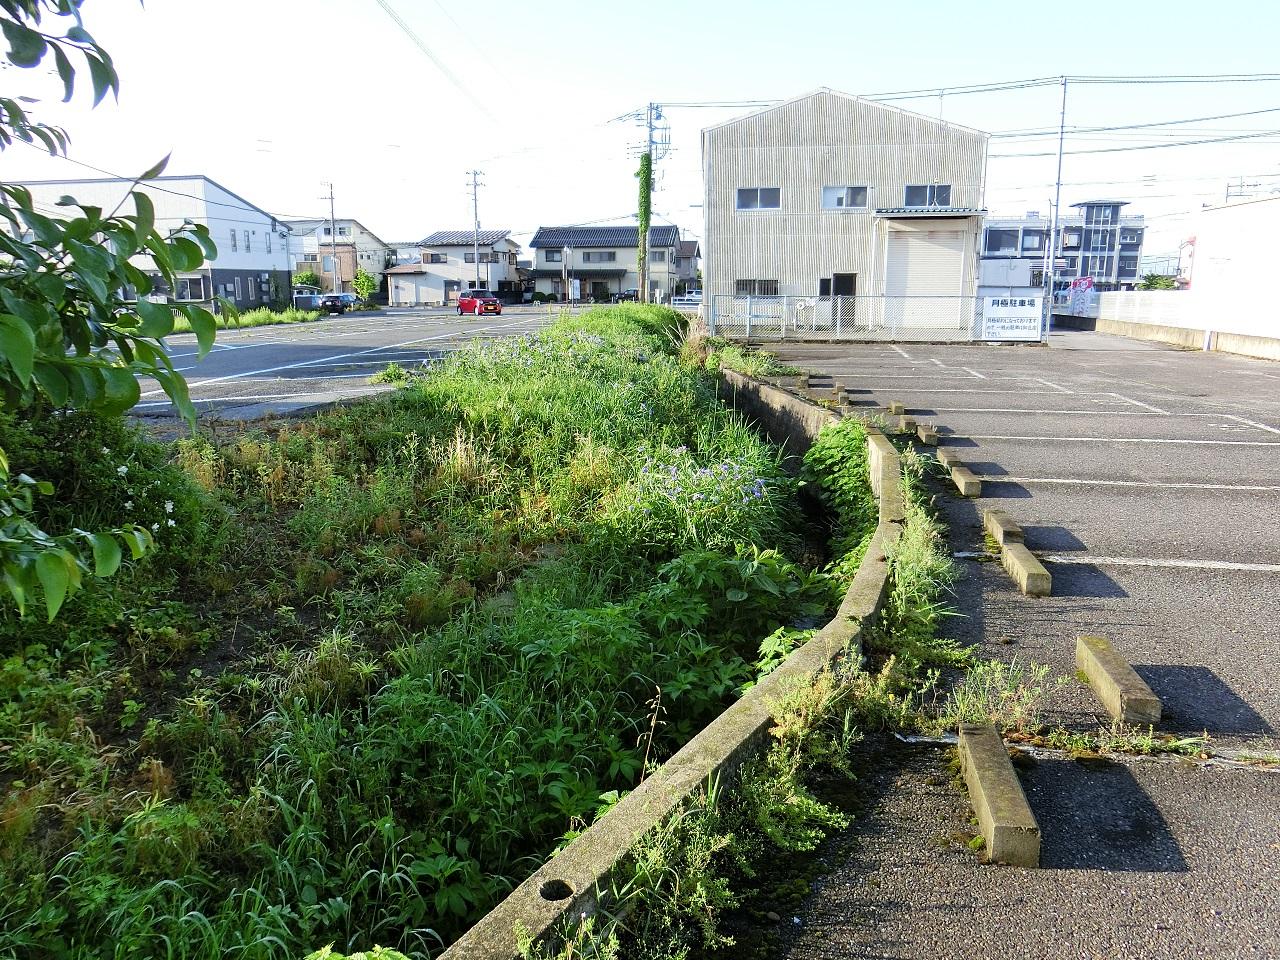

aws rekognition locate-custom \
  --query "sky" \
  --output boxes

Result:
[5,0,1280,264]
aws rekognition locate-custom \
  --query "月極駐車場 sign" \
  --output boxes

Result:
[981,296,1042,341]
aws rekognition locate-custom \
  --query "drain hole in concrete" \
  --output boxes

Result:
[539,879,573,902]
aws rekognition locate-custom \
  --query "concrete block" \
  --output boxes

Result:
[887,401,905,416]
[982,509,1024,546]
[916,424,939,446]
[951,465,981,498]
[1076,635,1162,725]
[936,447,962,469]
[894,415,917,435]
[1001,542,1052,596]
[958,723,1040,867]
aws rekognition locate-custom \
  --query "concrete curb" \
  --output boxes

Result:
[958,723,1041,867]
[916,424,939,446]
[935,447,962,469]
[982,508,1023,546]
[1076,635,1162,725]
[950,465,982,498]
[443,374,905,959]
[1001,542,1052,596]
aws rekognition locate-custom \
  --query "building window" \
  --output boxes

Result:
[244,230,250,253]
[465,252,476,263]
[583,251,616,263]
[509,253,517,265]
[1120,230,1141,244]
[736,187,780,210]
[428,252,446,264]
[248,276,256,302]
[234,277,242,300]
[904,184,951,207]
[323,226,332,235]
[301,253,318,262]
[230,229,238,253]
[545,250,562,263]
[1119,257,1138,274]
[649,250,666,263]
[266,232,272,254]
[735,279,778,296]
[984,229,1019,255]
[338,226,349,236]
[176,277,204,300]
[1085,205,1117,226]
[821,185,868,209]
[1061,230,1081,249]
[1021,231,1044,253]
[1088,229,1113,252]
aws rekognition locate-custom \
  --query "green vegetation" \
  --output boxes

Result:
[352,268,378,302]
[294,270,323,289]
[172,305,322,334]
[1137,273,1177,290]
[0,305,858,957]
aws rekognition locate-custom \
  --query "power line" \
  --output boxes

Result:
[991,105,1280,139]
[992,127,1280,158]
[370,0,494,121]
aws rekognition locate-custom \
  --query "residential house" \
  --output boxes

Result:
[701,89,988,331]
[673,238,701,293]
[18,175,291,310]
[285,218,394,297]
[418,229,523,302]
[386,262,447,307]
[527,225,681,302]
[981,201,1145,292]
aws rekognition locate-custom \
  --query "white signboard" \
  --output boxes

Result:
[571,278,581,300]
[981,295,1042,341]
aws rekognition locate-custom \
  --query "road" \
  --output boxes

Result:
[754,329,1280,960]
[138,305,560,419]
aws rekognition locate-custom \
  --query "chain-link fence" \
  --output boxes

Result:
[708,294,985,341]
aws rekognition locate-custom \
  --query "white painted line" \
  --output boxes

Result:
[139,318,528,398]
[136,387,391,408]
[930,407,1210,417]
[1227,414,1280,437]
[930,358,946,367]
[965,435,1280,446]
[1042,554,1280,574]
[1107,393,1169,414]
[890,345,913,359]
[962,367,988,379]
[1033,378,1074,394]
[994,477,1280,492]
[839,388,1132,398]
[952,551,1280,573]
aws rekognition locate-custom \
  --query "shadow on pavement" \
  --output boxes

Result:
[1022,525,1089,552]
[1042,562,1129,599]
[1135,665,1276,737]
[978,479,1031,498]
[1025,758,1188,873]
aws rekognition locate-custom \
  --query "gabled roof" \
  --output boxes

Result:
[529,224,680,248]
[702,87,989,139]
[19,174,287,228]
[677,239,700,258]
[282,217,392,248]
[386,263,433,274]
[420,229,511,246]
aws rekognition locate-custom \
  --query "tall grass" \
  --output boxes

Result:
[170,306,322,334]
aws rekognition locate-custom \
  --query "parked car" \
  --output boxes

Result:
[457,289,502,316]
[337,292,360,310]
[319,294,346,315]
[613,288,640,303]
[293,293,324,310]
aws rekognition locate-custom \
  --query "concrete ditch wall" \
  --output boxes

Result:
[442,374,905,960]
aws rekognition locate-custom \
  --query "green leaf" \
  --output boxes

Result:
[100,366,141,413]
[137,154,170,182]
[66,26,95,45]
[88,534,122,578]
[122,526,152,560]
[2,20,48,68]
[132,190,155,236]
[51,42,74,101]
[0,314,36,386]
[135,298,175,338]
[35,551,71,621]
[33,361,69,407]
[2,568,27,618]
[725,588,749,602]
[86,52,117,106]
[169,236,204,271]
[184,306,218,359]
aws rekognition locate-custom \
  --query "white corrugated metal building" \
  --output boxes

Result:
[701,89,989,333]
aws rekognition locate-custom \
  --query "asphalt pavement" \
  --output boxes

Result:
[138,305,560,419]
[754,329,1280,960]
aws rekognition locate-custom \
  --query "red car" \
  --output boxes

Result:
[457,289,502,316]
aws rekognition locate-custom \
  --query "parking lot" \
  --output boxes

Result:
[138,305,560,419]
[759,329,1280,960]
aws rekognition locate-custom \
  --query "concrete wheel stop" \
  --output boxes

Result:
[1076,635,1162,725]
[958,723,1041,867]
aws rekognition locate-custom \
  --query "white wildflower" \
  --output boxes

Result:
[166,519,176,527]
[124,500,133,510]
[101,447,111,455]
[116,465,128,476]
[151,523,159,532]
[164,500,174,513]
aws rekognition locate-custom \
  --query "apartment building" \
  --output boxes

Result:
[981,201,1146,291]
[285,218,394,296]
[701,88,988,331]
[527,225,681,302]
[18,175,291,309]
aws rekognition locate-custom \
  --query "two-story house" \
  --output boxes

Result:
[284,218,394,297]
[417,229,523,302]
[18,175,292,310]
[701,89,988,333]
[673,238,701,293]
[527,225,681,302]
[980,201,1146,292]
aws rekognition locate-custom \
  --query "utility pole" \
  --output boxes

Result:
[637,103,657,304]
[323,181,340,294]
[1044,77,1068,333]
[466,169,484,289]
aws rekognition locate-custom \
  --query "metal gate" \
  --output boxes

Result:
[709,294,985,342]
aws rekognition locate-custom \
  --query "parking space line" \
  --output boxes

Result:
[929,407,1221,417]
[962,367,988,379]
[1033,378,1074,394]
[1108,393,1169,414]
[952,551,1280,573]
[965,435,1280,446]
[1226,415,1280,437]
[890,345,913,359]
[993,477,1280,492]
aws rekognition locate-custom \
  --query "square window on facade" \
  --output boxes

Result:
[821,186,868,209]
[905,184,951,208]
[736,187,780,210]
[545,250,562,262]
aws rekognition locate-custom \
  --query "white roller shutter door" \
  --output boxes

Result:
[885,229,966,329]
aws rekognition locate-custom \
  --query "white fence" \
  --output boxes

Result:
[709,295,986,342]
[1096,291,1195,328]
